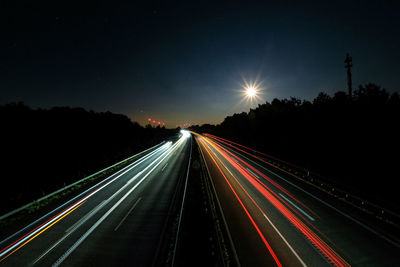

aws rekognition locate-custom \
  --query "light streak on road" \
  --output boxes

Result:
[197,133,350,267]
[199,137,307,266]
[209,133,400,252]
[53,135,187,266]
[0,137,191,265]
[205,133,320,219]
[0,142,168,248]
[0,142,172,262]
[209,138,320,222]
[279,193,315,222]
[205,133,306,180]
[0,201,86,263]
[198,137,282,267]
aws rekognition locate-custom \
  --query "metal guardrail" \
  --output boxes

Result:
[260,156,400,226]
[205,134,400,227]
[0,142,165,221]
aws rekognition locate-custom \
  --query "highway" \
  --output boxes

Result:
[0,132,191,266]
[195,132,400,267]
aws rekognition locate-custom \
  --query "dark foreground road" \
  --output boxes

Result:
[0,133,191,266]
[195,132,400,267]
[2,130,399,267]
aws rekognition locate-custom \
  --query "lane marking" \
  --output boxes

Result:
[202,138,307,266]
[33,200,107,265]
[0,202,85,263]
[171,136,192,266]
[224,142,317,224]
[4,147,167,261]
[0,142,168,248]
[114,197,142,231]
[126,171,143,185]
[33,167,152,265]
[227,148,400,249]
[203,136,350,266]
[65,200,107,233]
[201,139,282,267]
[11,144,172,265]
[0,143,170,259]
[263,213,307,267]
[210,139,320,220]
[246,168,260,178]
[161,163,168,172]
[279,193,315,221]
[0,200,88,259]
[53,137,187,266]
[0,142,166,223]
[197,138,241,267]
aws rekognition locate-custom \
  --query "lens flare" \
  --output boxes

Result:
[240,79,263,103]
[247,87,256,97]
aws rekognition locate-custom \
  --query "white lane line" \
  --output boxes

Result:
[207,141,306,266]
[65,200,107,233]
[171,134,192,266]
[52,137,186,266]
[127,171,143,185]
[114,197,142,231]
[197,139,241,267]
[224,165,234,177]
[221,144,400,249]
[246,168,260,178]
[32,167,151,265]
[0,141,166,224]
[29,145,171,266]
[0,200,83,260]
[0,142,167,248]
[263,213,307,267]
[32,199,104,266]
[279,193,315,222]
[161,163,168,172]
[33,164,159,265]
[0,143,170,259]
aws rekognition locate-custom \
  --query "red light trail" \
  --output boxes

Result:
[196,132,350,267]
[198,137,282,267]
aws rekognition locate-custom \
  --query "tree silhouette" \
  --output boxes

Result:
[191,84,400,211]
[0,104,177,214]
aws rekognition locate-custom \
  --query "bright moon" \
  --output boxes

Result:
[240,79,263,103]
[247,87,256,97]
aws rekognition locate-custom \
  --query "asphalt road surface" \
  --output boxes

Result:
[0,133,191,266]
[2,130,399,267]
[195,132,400,267]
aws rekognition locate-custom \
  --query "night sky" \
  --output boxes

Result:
[1,1,399,127]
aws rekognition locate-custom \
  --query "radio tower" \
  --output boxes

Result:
[344,53,353,97]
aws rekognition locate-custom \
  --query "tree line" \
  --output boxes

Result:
[191,83,400,211]
[0,103,176,214]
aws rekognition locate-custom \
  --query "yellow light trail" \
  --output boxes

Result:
[0,201,86,263]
